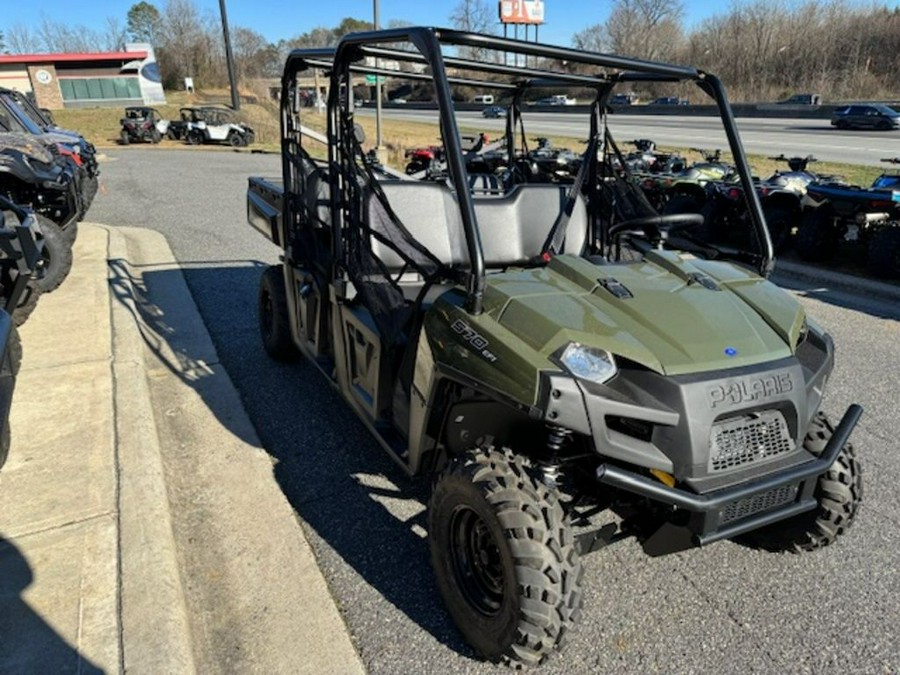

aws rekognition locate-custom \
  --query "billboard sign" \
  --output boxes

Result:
[499,0,544,24]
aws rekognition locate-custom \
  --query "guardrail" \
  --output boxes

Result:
[360,101,874,120]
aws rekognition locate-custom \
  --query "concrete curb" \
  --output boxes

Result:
[104,225,197,674]
[773,258,900,301]
[103,225,365,673]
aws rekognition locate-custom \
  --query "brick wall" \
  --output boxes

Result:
[27,64,64,110]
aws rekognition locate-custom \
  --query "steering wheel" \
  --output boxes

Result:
[607,213,705,242]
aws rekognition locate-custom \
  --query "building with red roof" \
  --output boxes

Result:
[0,43,165,110]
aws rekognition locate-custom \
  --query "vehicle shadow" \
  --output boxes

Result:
[772,270,900,321]
[107,259,475,661]
[0,536,105,673]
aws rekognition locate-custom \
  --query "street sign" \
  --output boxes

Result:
[365,75,387,84]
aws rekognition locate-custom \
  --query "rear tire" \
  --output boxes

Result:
[747,412,862,553]
[258,265,298,361]
[150,128,162,143]
[795,209,839,262]
[0,326,20,470]
[186,130,202,145]
[0,421,9,470]
[763,206,796,253]
[429,447,583,667]
[867,226,900,279]
[60,220,78,244]
[4,279,41,327]
[33,215,73,293]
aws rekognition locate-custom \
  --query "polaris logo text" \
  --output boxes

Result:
[451,319,498,363]
[708,373,793,409]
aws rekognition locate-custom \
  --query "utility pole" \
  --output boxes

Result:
[218,0,240,111]
[374,0,383,156]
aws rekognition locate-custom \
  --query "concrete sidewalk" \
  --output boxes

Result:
[0,224,364,674]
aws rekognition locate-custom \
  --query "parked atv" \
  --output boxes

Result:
[0,134,74,292]
[796,157,900,277]
[19,92,101,212]
[404,144,444,175]
[185,108,255,147]
[523,136,580,182]
[120,106,169,144]
[250,28,862,667]
[0,196,43,326]
[622,139,686,174]
[0,197,42,469]
[0,89,98,221]
[637,147,732,213]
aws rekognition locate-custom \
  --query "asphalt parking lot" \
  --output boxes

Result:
[90,148,900,674]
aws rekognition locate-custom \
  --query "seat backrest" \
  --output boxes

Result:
[368,181,589,271]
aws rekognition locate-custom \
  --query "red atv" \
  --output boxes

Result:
[119,107,167,144]
[404,145,444,175]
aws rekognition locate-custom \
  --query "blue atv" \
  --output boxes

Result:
[795,158,900,278]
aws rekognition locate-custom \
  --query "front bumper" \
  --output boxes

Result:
[596,404,862,544]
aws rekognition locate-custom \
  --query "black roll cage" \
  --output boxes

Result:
[279,27,773,316]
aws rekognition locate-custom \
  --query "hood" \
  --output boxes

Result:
[482,253,803,376]
[0,131,55,165]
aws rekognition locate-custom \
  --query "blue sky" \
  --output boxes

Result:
[3,0,898,49]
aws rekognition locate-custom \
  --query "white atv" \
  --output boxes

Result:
[185,108,255,147]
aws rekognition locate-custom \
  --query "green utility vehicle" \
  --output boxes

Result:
[248,28,863,667]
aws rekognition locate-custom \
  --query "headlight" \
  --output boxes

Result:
[558,342,617,384]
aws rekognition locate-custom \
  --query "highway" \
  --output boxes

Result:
[90,149,900,675]
[357,108,900,167]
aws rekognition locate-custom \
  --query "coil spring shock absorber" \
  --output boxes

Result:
[539,425,572,488]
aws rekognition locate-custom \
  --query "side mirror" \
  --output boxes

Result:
[353,123,366,145]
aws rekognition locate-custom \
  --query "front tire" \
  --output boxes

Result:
[748,412,862,553]
[120,130,130,145]
[228,131,243,148]
[429,447,583,667]
[258,265,297,361]
[33,215,73,293]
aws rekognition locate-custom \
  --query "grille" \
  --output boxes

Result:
[710,411,795,472]
[720,484,798,524]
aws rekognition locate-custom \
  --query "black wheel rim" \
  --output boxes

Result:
[449,505,505,617]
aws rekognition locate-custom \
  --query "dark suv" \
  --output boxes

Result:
[831,104,900,130]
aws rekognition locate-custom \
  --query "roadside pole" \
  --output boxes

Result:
[374,0,384,162]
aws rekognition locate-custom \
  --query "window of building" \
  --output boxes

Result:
[58,77,142,102]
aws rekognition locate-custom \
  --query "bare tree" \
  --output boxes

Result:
[605,0,684,62]
[155,0,226,88]
[449,0,495,32]
[104,17,128,51]
[5,24,41,54]
[449,0,497,60]
[572,24,608,54]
